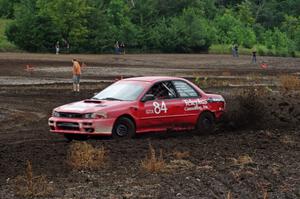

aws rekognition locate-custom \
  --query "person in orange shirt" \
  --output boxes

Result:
[72,59,81,92]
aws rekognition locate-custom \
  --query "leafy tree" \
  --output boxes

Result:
[0,0,20,18]
[6,0,60,52]
[236,0,255,25]
[3,0,300,54]
[281,15,300,46]
[106,0,139,47]
[84,2,112,52]
[214,9,256,48]
[37,0,92,52]
[150,8,216,52]
[262,28,293,55]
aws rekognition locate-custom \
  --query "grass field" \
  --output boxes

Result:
[209,44,300,57]
[0,18,18,52]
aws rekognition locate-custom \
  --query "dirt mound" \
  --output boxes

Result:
[221,89,300,130]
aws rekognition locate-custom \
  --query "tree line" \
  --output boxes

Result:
[1,0,299,55]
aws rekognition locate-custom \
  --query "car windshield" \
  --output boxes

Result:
[92,82,144,101]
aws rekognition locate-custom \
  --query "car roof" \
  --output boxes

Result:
[122,76,184,83]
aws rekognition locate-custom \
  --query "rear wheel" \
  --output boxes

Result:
[112,117,135,139]
[196,112,215,134]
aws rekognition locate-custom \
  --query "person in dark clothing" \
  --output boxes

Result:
[232,44,236,57]
[252,49,257,64]
[120,42,125,54]
[234,44,239,57]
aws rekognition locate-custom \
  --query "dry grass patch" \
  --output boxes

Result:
[263,192,268,199]
[279,135,296,145]
[231,155,254,166]
[67,142,107,170]
[196,165,213,170]
[246,73,262,82]
[279,75,300,91]
[195,77,230,88]
[222,71,231,76]
[141,143,165,173]
[226,191,232,199]
[172,150,190,160]
[12,161,54,198]
[166,159,195,171]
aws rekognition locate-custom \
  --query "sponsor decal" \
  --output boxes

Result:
[184,99,207,111]
[146,109,154,114]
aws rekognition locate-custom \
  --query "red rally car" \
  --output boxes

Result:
[48,76,225,140]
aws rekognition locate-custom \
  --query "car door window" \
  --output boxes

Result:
[146,81,177,100]
[173,81,199,98]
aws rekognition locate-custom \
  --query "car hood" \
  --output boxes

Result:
[55,99,132,113]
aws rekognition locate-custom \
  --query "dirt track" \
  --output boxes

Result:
[0,53,299,198]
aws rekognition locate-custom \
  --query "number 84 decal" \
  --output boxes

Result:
[153,101,168,114]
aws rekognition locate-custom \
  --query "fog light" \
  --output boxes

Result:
[84,128,94,133]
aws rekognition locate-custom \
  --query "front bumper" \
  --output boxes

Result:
[48,117,114,136]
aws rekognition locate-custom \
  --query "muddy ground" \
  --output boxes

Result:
[0,53,299,198]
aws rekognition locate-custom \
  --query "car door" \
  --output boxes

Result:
[172,80,206,128]
[137,81,181,132]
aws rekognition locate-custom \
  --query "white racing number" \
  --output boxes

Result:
[153,101,168,114]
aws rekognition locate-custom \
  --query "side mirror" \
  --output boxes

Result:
[141,94,155,102]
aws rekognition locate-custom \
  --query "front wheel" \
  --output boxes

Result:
[112,117,136,139]
[196,112,215,134]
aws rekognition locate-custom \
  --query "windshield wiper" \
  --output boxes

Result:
[91,97,100,100]
[99,97,123,101]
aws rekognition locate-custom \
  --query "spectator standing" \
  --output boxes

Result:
[252,48,257,64]
[234,44,239,57]
[232,44,236,57]
[72,59,81,92]
[63,38,70,53]
[120,42,125,54]
[55,41,60,54]
[115,41,120,54]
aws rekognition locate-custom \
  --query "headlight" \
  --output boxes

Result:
[83,113,95,119]
[52,111,60,117]
[83,112,107,119]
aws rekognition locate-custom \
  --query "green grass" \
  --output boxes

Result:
[209,44,253,55]
[0,18,18,52]
[209,44,300,57]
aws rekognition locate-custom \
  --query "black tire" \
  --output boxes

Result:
[64,134,88,141]
[196,112,215,134]
[112,117,136,139]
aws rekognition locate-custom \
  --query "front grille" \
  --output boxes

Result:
[57,122,80,131]
[58,112,83,119]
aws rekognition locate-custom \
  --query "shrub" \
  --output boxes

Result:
[141,143,165,173]
[0,19,18,52]
[67,142,107,170]
[12,161,54,198]
[279,75,300,91]
[172,151,190,160]
[209,44,231,54]
[256,45,269,56]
